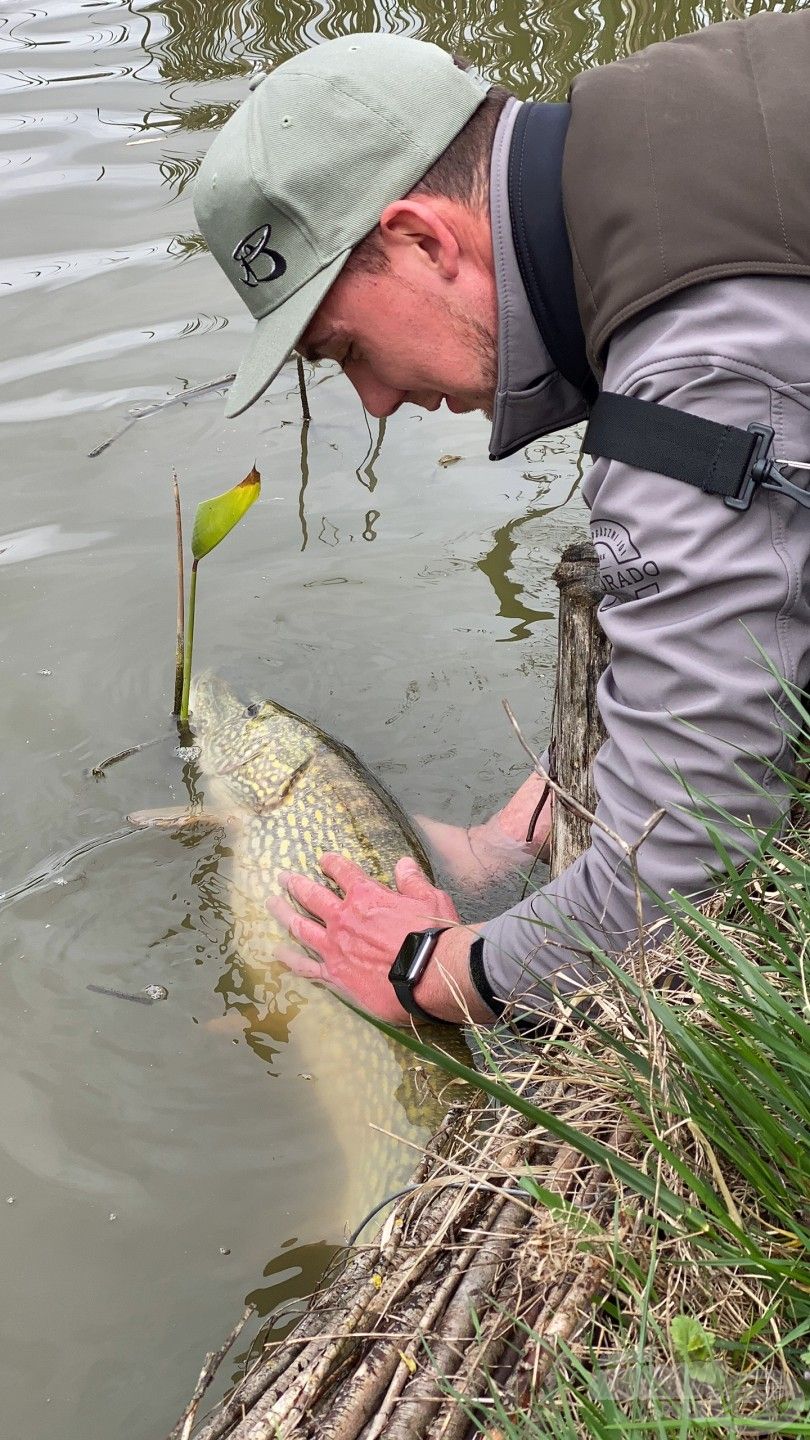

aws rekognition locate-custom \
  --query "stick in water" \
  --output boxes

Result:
[297,354,311,423]
[165,1304,256,1440]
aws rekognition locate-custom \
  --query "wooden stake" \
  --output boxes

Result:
[549,539,611,880]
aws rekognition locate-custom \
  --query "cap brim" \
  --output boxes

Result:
[224,250,350,418]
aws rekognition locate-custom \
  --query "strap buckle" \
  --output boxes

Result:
[727,423,810,511]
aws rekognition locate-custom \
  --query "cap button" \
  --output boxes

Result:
[248,70,268,91]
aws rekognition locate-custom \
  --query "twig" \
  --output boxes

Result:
[165,1303,255,1440]
[173,470,185,717]
[384,1196,530,1440]
[503,700,635,858]
[90,736,163,777]
[192,1137,455,1440]
[88,374,235,458]
[227,1282,381,1439]
[297,355,311,423]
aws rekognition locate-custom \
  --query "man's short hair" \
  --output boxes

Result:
[346,70,511,275]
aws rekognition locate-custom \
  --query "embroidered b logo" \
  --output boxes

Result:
[232,224,287,287]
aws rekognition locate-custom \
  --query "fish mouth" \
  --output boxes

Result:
[188,671,235,720]
[189,673,281,783]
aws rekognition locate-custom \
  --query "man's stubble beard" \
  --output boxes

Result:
[403,276,497,418]
[455,301,498,419]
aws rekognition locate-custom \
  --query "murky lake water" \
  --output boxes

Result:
[0,0,797,1434]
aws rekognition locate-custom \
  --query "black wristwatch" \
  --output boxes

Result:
[388,927,451,1024]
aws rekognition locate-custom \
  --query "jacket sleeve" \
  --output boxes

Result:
[477,292,810,1013]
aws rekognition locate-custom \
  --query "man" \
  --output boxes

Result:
[194,18,810,1028]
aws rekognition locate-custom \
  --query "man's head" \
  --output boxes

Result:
[194,35,508,420]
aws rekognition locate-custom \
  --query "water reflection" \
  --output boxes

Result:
[147,0,799,120]
[355,414,385,492]
[298,412,310,549]
[246,1240,341,1321]
[477,480,580,641]
[363,507,380,540]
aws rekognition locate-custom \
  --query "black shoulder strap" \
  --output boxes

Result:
[583,391,810,511]
[584,392,757,499]
[508,102,599,406]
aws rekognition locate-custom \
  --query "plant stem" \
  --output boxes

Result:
[179,558,198,725]
[172,470,185,716]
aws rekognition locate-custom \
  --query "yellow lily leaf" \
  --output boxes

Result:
[191,466,261,561]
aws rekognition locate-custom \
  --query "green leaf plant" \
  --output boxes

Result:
[176,466,261,725]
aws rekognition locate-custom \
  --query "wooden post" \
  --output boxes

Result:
[549,539,611,880]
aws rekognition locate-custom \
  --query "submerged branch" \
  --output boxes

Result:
[165,1305,256,1440]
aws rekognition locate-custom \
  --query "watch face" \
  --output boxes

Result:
[388,929,447,1026]
[406,930,438,985]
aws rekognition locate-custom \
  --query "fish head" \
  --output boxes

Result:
[189,672,319,814]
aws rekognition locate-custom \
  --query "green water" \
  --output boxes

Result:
[0,0,800,1434]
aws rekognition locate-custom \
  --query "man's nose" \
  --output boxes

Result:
[344,369,406,419]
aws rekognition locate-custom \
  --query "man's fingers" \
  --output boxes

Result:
[267,893,327,953]
[266,894,299,930]
[394,855,436,900]
[275,944,324,981]
[318,852,370,892]
[281,871,342,924]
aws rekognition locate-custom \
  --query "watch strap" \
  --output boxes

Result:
[388,926,452,1024]
[468,935,505,1017]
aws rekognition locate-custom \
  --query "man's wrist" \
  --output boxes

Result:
[411,924,499,1024]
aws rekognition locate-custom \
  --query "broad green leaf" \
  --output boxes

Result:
[191,466,260,561]
[670,1314,715,1363]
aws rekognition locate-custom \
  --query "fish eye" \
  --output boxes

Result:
[245,702,261,718]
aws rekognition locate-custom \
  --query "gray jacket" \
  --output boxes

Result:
[478,104,810,1012]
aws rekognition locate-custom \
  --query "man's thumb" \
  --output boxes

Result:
[394,856,433,899]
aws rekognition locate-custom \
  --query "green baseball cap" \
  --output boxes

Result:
[193,34,491,418]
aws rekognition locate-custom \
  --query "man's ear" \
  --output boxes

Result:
[377,198,461,280]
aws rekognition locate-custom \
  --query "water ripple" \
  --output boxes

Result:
[3,238,178,296]
[0,313,229,398]
[0,523,111,568]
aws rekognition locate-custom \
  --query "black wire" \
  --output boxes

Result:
[346,1180,531,1249]
[346,1184,423,1248]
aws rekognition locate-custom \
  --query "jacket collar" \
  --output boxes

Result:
[488,98,589,461]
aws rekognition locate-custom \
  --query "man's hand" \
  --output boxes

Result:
[417,772,552,889]
[266,854,491,1025]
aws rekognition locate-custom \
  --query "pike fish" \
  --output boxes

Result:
[131,673,461,1236]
